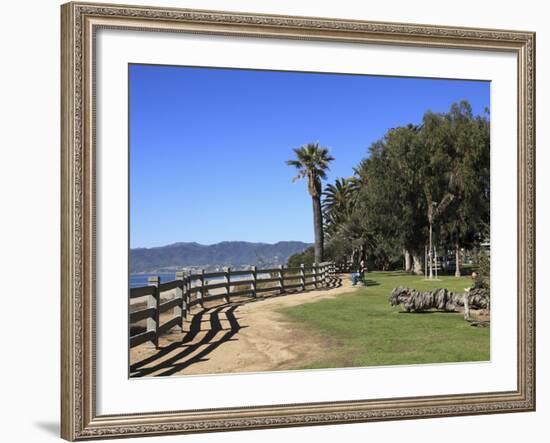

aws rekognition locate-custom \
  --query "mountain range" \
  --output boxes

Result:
[130,241,312,273]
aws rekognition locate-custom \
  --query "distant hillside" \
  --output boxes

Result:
[130,241,312,273]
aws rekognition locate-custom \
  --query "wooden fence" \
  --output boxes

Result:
[129,262,336,349]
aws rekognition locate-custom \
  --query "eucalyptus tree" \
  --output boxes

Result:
[379,125,429,274]
[438,102,490,276]
[317,100,489,275]
[286,143,335,263]
[415,110,463,277]
[342,131,426,273]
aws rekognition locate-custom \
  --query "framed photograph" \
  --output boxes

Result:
[61,1,536,440]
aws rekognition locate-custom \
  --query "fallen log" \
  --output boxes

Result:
[389,286,490,319]
[468,320,490,327]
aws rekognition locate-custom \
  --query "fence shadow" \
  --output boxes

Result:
[130,303,244,377]
[130,278,343,377]
[325,275,343,289]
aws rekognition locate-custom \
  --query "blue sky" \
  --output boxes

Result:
[129,64,490,248]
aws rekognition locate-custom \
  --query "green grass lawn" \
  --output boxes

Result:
[279,271,490,369]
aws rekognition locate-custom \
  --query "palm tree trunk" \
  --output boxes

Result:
[312,195,324,263]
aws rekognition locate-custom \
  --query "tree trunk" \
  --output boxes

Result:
[359,243,365,262]
[428,222,433,279]
[404,250,412,272]
[312,195,324,263]
[455,243,461,277]
[412,254,423,275]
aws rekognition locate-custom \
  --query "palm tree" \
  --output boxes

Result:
[323,178,350,210]
[322,178,356,236]
[286,143,335,263]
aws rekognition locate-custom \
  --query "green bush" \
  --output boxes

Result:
[475,248,490,290]
[287,246,315,268]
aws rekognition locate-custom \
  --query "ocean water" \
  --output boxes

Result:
[130,273,178,288]
[130,271,274,288]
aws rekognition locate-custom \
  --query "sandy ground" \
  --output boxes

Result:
[130,275,358,377]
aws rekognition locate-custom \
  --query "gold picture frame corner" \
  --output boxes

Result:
[61,2,535,440]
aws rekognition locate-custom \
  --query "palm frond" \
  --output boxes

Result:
[285,142,335,197]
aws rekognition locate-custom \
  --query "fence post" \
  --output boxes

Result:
[300,264,306,292]
[313,262,318,289]
[251,265,257,298]
[184,272,191,319]
[199,269,205,308]
[147,276,160,348]
[224,267,231,303]
[175,270,185,332]
[279,265,285,294]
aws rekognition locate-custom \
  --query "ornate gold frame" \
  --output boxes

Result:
[61,2,536,440]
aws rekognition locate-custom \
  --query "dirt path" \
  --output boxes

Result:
[130,276,358,377]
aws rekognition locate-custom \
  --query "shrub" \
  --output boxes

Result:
[287,246,315,267]
[475,248,490,290]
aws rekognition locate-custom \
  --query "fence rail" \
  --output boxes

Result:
[129,261,336,348]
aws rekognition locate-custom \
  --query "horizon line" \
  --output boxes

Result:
[131,239,314,250]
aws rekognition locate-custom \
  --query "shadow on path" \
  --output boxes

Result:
[130,276,343,377]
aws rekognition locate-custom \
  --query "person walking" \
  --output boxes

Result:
[352,259,367,286]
